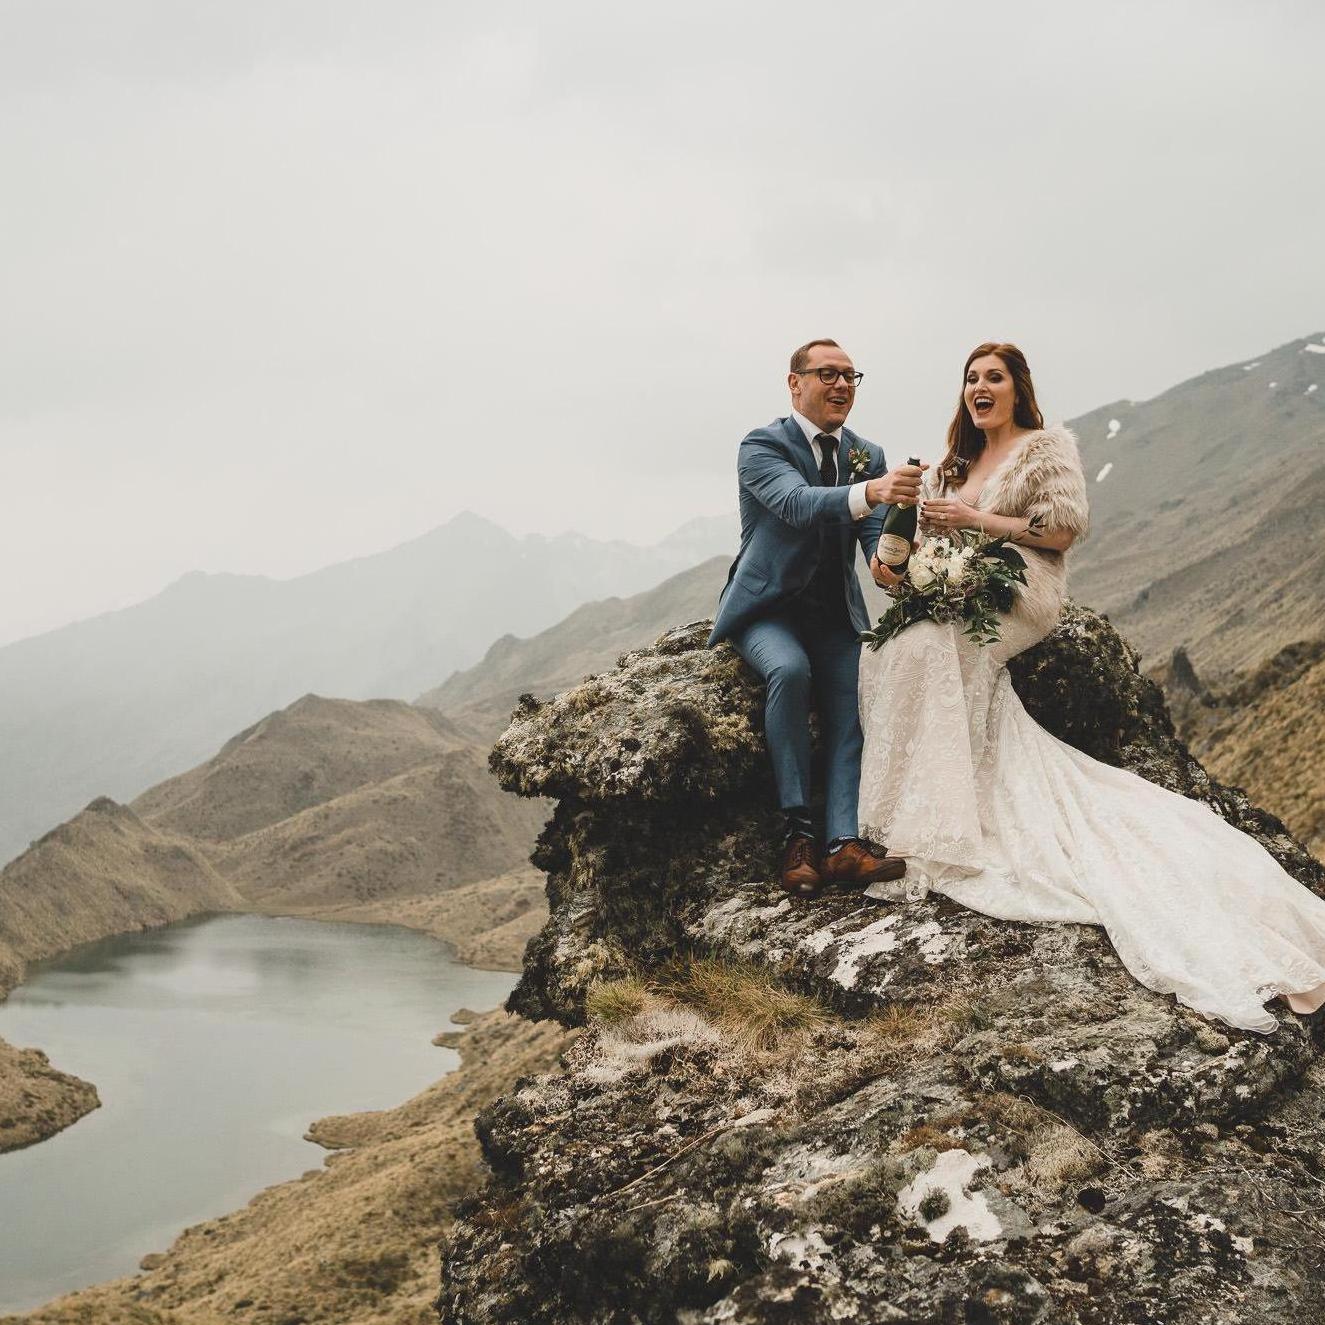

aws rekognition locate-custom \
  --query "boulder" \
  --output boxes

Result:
[442,605,1325,1325]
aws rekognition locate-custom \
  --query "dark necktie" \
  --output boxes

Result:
[816,434,838,486]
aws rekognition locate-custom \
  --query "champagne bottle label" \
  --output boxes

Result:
[875,456,922,572]
[877,533,911,566]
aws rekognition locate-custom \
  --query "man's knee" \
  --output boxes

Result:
[766,655,812,703]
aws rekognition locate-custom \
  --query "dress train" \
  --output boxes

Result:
[857,577,1325,1035]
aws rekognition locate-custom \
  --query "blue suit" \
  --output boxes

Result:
[710,416,891,843]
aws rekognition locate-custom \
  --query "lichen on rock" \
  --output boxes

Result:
[444,605,1325,1325]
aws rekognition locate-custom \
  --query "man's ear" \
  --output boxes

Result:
[787,372,801,403]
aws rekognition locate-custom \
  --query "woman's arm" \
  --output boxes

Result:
[919,498,1078,552]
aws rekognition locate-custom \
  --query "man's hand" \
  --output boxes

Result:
[865,462,928,509]
[869,554,905,590]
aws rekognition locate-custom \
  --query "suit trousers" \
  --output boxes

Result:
[730,608,862,844]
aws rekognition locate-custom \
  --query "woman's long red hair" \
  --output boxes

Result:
[939,342,1044,486]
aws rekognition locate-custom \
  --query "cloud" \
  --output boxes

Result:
[2,0,1323,641]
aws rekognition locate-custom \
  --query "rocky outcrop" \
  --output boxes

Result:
[440,605,1325,1325]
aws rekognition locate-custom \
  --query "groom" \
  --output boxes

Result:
[709,339,922,898]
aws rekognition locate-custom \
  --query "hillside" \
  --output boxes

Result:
[133,696,476,842]
[0,691,550,1157]
[216,749,545,911]
[1167,638,1325,860]
[419,557,732,735]
[122,692,549,943]
[0,799,241,998]
[0,512,736,866]
[1069,332,1325,676]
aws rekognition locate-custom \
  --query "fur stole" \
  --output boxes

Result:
[933,423,1090,543]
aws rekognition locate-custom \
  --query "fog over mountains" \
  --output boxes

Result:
[4,331,1323,870]
[0,514,735,866]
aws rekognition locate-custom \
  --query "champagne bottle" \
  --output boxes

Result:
[876,457,922,574]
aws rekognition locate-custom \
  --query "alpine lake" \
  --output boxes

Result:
[0,913,514,1314]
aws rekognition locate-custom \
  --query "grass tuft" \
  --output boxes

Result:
[1024,1127,1103,1191]
[936,994,995,1037]
[659,957,828,1055]
[584,976,652,1026]
[862,1003,939,1047]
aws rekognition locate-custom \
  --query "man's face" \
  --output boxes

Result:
[788,344,858,432]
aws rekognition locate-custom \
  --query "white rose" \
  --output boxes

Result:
[909,561,935,590]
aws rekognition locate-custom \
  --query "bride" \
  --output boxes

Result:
[858,341,1325,1034]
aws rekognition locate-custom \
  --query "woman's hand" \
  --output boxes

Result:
[919,496,981,533]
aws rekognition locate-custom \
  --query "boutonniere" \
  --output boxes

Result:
[847,446,871,479]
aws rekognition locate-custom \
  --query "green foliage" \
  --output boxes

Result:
[862,519,1044,651]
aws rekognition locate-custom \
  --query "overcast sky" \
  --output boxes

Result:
[3,0,1322,644]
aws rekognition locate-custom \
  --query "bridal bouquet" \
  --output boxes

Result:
[861,526,1036,650]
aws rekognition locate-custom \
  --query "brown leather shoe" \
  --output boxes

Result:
[820,839,906,888]
[779,833,822,898]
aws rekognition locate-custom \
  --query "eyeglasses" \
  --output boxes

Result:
[796,367,864,386]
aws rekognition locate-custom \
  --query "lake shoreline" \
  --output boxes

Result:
[0,912,550,1322]
[0,870,546,1154]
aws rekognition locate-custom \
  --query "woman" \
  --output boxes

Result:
[857,341,1325,1033]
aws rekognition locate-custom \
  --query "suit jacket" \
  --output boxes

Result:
[708,416,890,645]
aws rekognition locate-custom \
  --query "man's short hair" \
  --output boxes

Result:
[789,339,841,374]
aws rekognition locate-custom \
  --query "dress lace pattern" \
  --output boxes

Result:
[858,507,1325,1034]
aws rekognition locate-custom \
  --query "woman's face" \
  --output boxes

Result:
[964,354,1016,432]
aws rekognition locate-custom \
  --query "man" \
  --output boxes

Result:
[709,339,924,898]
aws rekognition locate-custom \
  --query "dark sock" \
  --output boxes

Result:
[782,807,814,843]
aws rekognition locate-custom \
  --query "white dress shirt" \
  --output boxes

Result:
[790,410,874,520]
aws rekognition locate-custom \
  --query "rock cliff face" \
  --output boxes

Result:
[439,606,1325,1325]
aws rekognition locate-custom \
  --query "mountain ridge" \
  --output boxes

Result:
[0,512,737,866]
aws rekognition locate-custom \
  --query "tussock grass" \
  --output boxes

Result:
[896,1123,967,1154]
[862,1002,940,1047]
[936,993,994,1038]
[658,957,829,1055]
[1025,1127,1103,1190]
[584,976,653,1026]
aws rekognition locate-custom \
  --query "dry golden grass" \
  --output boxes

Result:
[1187,649,1325,861]
[896,1123,968,1155]
[583,958,829,1059]
[863,1003,939,1045]
[659,957,828,1055]
[1024,1126,1104,1190]
[0,1041,99,1155]
[584,976,653,1026]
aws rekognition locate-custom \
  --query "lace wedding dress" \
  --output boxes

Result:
[857,431,1325,1034]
